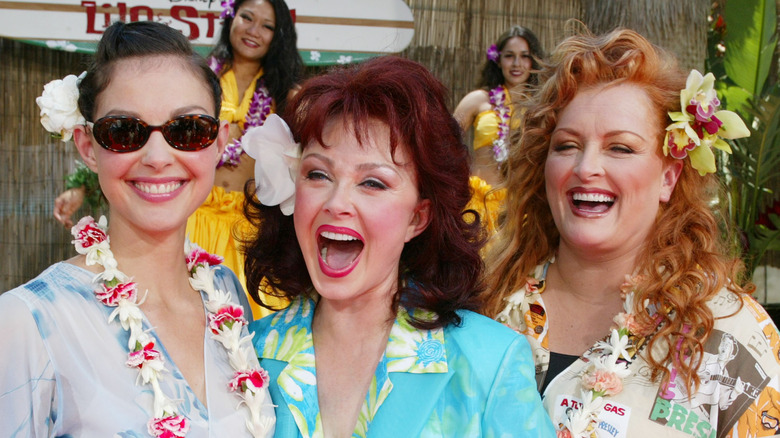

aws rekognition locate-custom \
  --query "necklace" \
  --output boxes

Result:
[488,85,511,163]
[209,57,274,168]
[72,215,273,437]
[555,283,649,438]
[497,267,658,438]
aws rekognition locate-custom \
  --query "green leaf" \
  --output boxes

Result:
[724,86,780,273]
[716,82,753,119]
[723,0,777,97]
[751,214,780,262]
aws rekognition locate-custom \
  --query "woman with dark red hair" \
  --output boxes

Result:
[240,55,554,436]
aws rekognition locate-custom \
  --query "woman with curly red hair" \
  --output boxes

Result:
[483,28,780,437]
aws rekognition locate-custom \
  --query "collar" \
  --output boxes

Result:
[258,297,448,374]
[255,297,448,437]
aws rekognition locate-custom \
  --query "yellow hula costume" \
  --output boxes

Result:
[185,68,285,319]
[465,86,515,236]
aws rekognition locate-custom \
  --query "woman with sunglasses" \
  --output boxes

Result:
[0,21,275,436]
[53,0,303,318]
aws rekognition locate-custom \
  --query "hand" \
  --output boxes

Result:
[734,376,745,394]
[54,187,86,228]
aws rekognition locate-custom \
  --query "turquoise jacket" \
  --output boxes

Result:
[250,297,555,437]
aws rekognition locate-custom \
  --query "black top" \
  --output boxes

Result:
[541,351,580,395]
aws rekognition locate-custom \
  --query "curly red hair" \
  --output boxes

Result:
[482,28,751,392]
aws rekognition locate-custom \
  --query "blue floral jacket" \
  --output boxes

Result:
[250,297,554,437]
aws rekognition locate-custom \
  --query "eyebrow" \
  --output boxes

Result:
[303,152,404,176]
[553,127,646,141]
[99,105,212,118]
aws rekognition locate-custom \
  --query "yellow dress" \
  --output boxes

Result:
[473,109,501,152]
[465,175,506,237]
[186,68,285,319]
[218,68,265,129]
[467,87,512,236]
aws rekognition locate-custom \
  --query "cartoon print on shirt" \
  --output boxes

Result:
[652,329,771,437]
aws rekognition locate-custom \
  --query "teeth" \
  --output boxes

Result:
[572,192,614,203]
[134,182,182,194]
[320,231,358,241]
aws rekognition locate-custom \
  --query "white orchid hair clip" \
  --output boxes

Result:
[36,71,87,142]
[242,114,300,216]
[663,69,750,176]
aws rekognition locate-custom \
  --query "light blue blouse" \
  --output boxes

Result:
[251,297,555,437]
[0,262,274,437]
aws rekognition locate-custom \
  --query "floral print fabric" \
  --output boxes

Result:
[499,261,780,438]
[251,296,555,437]
[0,262,271,437]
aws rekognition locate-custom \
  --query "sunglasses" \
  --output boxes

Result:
[88,114,219,152]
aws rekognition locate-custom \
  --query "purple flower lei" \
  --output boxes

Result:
[209,57,274,168]
[488,86,511,163]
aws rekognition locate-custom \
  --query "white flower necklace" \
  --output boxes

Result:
[488,85,511,163]
[71,215,273,437]
[497,270,658,438]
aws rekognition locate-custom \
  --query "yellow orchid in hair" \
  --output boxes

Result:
[663,70,751,175]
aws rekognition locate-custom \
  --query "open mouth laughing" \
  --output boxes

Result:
[570,191,615,214]
[317,226,364,277]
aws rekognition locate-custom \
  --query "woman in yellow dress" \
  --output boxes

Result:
[454,26,544,234]
[191,0,302,317]
[53,0,302,318]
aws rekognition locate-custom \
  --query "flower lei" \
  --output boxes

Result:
[554,276,660,438]
[496,269,658,438]
[209,58,274,168]
[71,215,273,437]
[664,69,750,176]
[488,85,511,163]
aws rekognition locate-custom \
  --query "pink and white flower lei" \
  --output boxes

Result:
[555,275,655,438]
[209,57,274,168]
[488,85,511,163]
[71,215,274,437]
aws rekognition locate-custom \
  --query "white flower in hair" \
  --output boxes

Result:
[242,114,300,216]
[36,71,87,141]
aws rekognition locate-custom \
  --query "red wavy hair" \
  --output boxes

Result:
[482,28,751,391]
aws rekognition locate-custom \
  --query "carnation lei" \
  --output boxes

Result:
[71,216,274,437]
[556,275,656,438]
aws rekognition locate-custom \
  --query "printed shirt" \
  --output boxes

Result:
[0,262,274,437]
[252,296,555,438]
[499,261,780,438]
